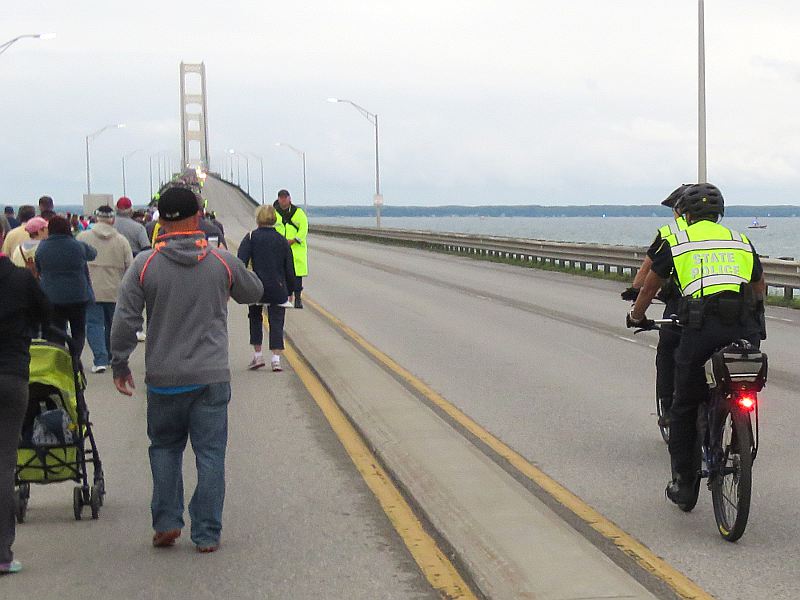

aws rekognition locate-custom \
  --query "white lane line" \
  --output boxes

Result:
[615,335,637,343]
[765,316,793,323]
[648,344,658,350]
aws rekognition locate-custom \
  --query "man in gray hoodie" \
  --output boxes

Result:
[111,186,263,553]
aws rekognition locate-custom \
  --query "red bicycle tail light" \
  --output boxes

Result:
[737,395,756,411]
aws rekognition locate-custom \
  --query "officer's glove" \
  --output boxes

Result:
[620,286,640,301]
[626,310,654,331]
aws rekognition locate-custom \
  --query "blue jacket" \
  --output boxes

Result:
[237,227,296,305]
[35,234,97,305]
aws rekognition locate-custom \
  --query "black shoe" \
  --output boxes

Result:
[294,298,303,309]
[665,475,699,511]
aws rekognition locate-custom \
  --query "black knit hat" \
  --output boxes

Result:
[158,187,199,221]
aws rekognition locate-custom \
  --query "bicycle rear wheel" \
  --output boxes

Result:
[711,408,753,542]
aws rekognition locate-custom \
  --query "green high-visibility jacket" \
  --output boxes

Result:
[274,203,308,277]
[664,220,754,298]
[658,215,688,239]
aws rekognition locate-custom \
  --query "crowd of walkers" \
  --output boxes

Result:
[0,184,309,572]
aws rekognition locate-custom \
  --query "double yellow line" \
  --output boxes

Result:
[293,298,715,600]
[276,320,476,599]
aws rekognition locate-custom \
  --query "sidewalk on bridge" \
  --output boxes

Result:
[287,302,662,600]
[4,308,438,600]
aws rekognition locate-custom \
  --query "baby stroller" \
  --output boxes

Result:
[15,332,105,522]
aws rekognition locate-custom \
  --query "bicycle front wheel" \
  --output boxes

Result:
[711,407,753,542]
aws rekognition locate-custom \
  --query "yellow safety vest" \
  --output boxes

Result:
[665,220,754,298]
[658,215,687,239]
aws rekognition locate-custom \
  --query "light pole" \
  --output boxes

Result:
[122,149,141,197]
[0,32,56,57]
[698,0,707,183]
[276,142,307,213]
[247,152,266,204]
[85,123,126,195]
[327,97,381,227]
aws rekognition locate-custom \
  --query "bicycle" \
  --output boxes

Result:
[638,317,767,542]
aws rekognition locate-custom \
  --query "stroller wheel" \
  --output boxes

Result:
[73,487,83,521]
[93,477,105,507]
[90,486,101,520]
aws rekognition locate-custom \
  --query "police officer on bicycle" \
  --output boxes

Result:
[622,184,690,429]
[625,183,766,507]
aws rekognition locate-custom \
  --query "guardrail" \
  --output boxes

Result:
[311,224,800,300]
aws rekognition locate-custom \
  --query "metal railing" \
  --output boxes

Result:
[311,224,800,300]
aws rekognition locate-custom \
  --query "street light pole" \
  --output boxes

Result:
[698,0,707,183]
[247,153,265,204]
[85,123,126,195]
[327,97,381,227]
[276,142,308,212]
[0,32,56,57]
[122,149,140,197]
[149,155,154,198]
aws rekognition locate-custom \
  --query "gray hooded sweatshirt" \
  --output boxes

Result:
[110,231,263,387]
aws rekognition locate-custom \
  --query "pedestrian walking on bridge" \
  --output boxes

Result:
[238,204,296,372]
[77,206,133,373]
[35,216,96,356]
[111,187,263,553]
[0,226,50,574]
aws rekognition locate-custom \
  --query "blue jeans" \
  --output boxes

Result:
[146,382,231,546]
[86,301,115,367]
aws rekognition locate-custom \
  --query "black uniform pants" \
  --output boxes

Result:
[668,314,760,479]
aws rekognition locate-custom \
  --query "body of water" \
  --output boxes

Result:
[314,216,798,260]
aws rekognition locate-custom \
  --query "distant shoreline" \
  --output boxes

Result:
[309,205,800,218]
[16,204,800,219]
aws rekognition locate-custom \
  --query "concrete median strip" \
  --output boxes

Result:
[284,298,702,600]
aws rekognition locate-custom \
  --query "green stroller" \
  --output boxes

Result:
[15,335,105,521]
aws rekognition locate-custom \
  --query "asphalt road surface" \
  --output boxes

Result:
[301,234,800,600]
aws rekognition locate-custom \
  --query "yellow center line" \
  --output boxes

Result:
[263,314,476,600]
[301,297,715,600]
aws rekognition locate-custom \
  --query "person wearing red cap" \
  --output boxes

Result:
[113,197,150,256]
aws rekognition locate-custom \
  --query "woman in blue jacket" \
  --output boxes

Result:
[237,205,295,372]
[35,215,96,355]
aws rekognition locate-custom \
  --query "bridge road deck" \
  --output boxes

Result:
[4,307,439,600]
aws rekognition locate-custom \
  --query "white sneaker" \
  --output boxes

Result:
[91,365,107,373]
[271,358,282,372]
[136,331,146,342]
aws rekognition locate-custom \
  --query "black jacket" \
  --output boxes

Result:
[0,256,51,379]
[237,227,296,305]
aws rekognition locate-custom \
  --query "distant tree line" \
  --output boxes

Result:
[309,205,800,218]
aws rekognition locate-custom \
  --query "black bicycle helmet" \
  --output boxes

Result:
[661,183,691,211]
[681,183,724,221]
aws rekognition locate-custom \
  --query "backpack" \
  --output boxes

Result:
[18,245,38,279]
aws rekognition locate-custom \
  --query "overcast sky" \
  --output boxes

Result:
[2,1,799,208]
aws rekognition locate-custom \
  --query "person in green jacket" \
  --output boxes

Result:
[273,189,308,308]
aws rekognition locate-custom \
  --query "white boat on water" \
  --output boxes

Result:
[748,218,767,229]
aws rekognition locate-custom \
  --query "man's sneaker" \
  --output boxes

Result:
[91,365,107,374]
[271,358,282,372]
[0,560,22,574]
[248,356,266,370]
[136,331,147,342]
[152,529,181,548]
[294,298,303,309]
